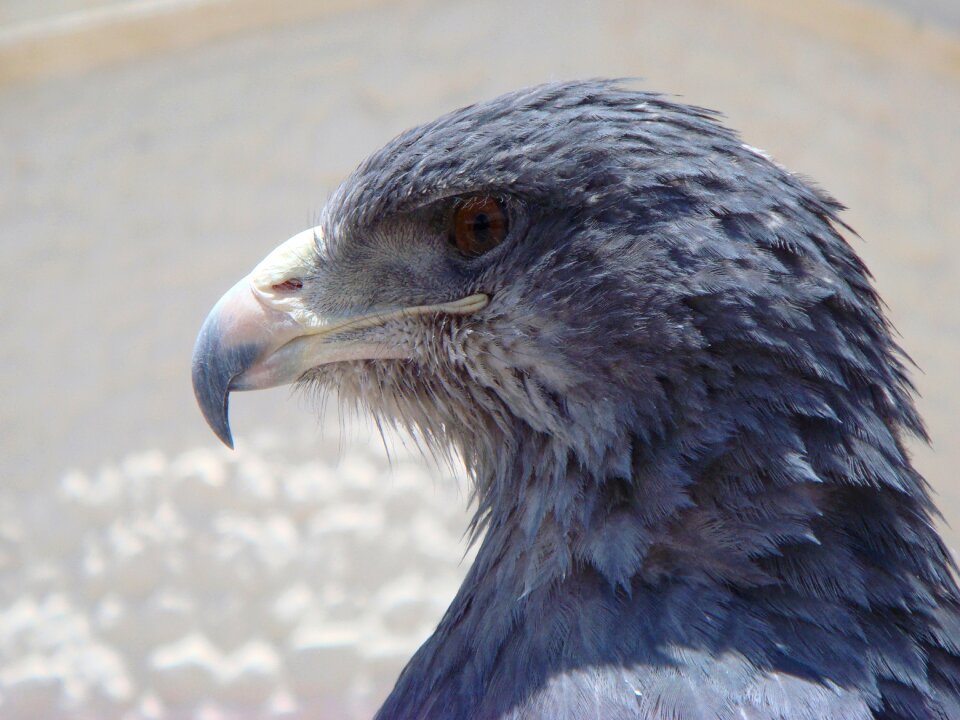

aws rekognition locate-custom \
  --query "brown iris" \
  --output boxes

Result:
[449,196,509,258]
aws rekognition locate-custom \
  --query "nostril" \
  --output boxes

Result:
[272,278,303,293]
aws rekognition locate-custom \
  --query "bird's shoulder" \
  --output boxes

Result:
[495,656,874,720]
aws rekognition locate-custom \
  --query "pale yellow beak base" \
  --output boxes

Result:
[190,228,488,447]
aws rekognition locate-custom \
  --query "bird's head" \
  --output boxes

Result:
[193,80,920,509]
[191,83,958,718]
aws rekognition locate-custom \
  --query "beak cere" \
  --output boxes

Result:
[191,227,489,448]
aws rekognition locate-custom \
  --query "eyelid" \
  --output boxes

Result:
[409,190,514,216]
[449,193,514,227]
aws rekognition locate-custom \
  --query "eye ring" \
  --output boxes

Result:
[449,195,509,258]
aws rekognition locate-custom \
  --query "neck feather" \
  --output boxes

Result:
[376,413,957,719]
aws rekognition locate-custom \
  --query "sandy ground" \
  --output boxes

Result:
[0,0,958,717]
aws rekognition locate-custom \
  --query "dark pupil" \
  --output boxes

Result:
[471,212,491,243]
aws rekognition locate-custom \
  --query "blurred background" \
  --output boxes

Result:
[0,0,957,717]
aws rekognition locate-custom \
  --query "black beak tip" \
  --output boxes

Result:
[191,312,264,450]
[191,355,236,450]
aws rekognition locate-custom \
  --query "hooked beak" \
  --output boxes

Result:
[191,228,488,448]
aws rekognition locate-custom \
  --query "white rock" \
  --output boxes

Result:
[0,654,64,717]
[59,466,123,521]
[269,583,318,635]
[230,455,278,509]
[63,642,134,705]
[120,451,167,482]
[171,448,227,486]
[220,640,281,705]
[28,594,89,653]
[136,591,197,649]
[307,503,384,542]
[379,598,434,637]
[264,688,300,718]
[169,447,229,514]
[335,455,381,499]
[128,693,165,720]
[104,523,163,597]
[281,462,336,515]
[411,511,466,564]
[286,625,359,697]
[254,514,300,573]
[147,633,222,706]
[197,593,265,652]
[93,595,138,652]
[360,647,411,704]
[0,596,41,649]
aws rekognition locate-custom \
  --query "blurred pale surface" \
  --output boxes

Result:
[0,428,472,718]
[0,0,957,717]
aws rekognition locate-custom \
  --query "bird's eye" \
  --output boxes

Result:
[449,196,509,258]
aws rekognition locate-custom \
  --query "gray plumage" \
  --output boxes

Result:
[201,80,960,719]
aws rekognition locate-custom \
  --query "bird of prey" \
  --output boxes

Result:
[191,81,960,719]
